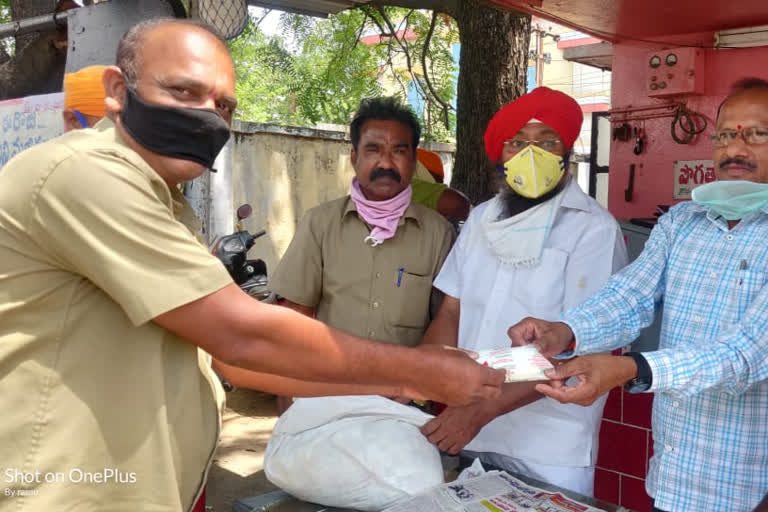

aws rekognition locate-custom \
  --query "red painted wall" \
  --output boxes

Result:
[607,40,768,219]
[594,386,655,512]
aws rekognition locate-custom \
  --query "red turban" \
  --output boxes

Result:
[484,87,583,163]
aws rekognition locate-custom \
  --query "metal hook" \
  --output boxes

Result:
[633,127,645,155]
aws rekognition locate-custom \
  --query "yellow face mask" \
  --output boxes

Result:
[502,144,565,199]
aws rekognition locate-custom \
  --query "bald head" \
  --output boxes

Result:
[103,18,237,187]
[712,78,768,185]
[116,18,227,88]
[716,78,768,124]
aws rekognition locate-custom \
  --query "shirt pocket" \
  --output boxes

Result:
[513,248,568,319]
[393,271,433,329]
[730,269,767,320]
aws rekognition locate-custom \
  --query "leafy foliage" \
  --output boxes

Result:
[0,0,12,58]
[0,0,9,23]
[229,7,458,142]
[230,9,384,127]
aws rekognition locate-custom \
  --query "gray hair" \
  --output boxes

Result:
[116,18,226,88]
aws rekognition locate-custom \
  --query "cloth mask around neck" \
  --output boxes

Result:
[349,178,412,247]
[120,86,231,168]
[692,179,768,220]
[503,144,565,199]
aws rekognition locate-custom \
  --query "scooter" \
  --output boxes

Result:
[210,204,272,302]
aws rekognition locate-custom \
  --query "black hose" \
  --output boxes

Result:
[671,104,708,144]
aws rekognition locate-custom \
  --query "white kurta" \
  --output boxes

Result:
[435,179,628,470]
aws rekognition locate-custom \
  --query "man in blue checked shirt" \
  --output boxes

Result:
[508,77,768,512]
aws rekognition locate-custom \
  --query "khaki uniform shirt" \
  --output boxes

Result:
[271,196,455,347]
[0,119,232,512]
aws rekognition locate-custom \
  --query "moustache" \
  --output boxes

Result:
[719,158,758,170]
[369,168,402,182]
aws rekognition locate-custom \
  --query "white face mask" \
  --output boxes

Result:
[502,145,565,199]
[692,180,768,220]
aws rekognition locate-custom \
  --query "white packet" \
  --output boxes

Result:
[456,458,486,481]
[474,345,553,382]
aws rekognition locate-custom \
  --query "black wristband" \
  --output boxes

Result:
[623,351,652,393]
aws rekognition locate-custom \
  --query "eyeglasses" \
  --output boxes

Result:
[503,138,564,152]
[709,127,768,148]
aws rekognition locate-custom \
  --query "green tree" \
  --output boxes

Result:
[230,9,386,127]
[0,0,10,22]
[0,0,11,61]
[230,3,529,202]
[228,19,298,124]
[362,7,460,142]
[229,7,458,140]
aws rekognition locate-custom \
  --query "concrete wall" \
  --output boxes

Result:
[229,120,455,273]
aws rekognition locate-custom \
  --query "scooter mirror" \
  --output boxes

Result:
[236,204,253,221]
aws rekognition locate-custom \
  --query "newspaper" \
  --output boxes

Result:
[382,471,607,512]
[474,345,554,383]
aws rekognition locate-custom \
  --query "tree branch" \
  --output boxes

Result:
[387,43,409,100]
[421,10,453,129]
[363,5,408,99]
[375,5,416,84]
[371,0,459,19]
[363,6,388,42]
[252,8,272,32]
[351,11,368,51]
[374,7,435,111]
[377,6,453,129]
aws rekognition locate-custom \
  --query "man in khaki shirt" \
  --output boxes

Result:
[0,19,504,512]
[272,97,455,348]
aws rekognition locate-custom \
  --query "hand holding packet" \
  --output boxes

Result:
[474,345,554,382]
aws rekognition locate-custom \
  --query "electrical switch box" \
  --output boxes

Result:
[646,47,705,97]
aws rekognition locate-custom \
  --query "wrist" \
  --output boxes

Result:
[556,322,576,354]
[477,396,503,422]
[622,352,652,393]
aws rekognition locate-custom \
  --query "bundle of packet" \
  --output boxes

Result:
[474,345,554,382]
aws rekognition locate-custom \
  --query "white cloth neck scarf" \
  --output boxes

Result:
[480,186,566,267]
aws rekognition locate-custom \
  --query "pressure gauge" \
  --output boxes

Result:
[649,55,661,68]
[666,53,678,66]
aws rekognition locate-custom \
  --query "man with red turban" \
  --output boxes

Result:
[420,87,628,495]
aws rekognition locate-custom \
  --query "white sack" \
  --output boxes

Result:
[264,395,444,511]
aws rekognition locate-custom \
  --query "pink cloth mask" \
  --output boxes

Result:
[350,178,412,246]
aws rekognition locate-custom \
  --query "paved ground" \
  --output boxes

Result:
[205,388,281,512]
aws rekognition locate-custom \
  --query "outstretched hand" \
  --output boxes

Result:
[421,404,490,454]
[507,317,575,358]
[535,354,638,406]
[405,345,506,407]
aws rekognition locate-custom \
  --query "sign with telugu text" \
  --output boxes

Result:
[673,159,716,199]
[0,93,64,170]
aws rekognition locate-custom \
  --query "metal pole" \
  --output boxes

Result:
[0,11,69,40]
[209,136,234,242]
[536,26,543,88]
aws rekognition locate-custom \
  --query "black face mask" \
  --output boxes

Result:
[120,87,231,169]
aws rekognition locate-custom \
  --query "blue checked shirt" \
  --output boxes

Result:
[562,201,768,512]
